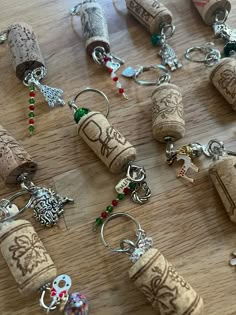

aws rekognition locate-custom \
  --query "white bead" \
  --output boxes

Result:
[116,81,122,88]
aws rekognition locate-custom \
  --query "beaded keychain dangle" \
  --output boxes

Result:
[68,88,151,230]
[101,212,204,315]
[0,201,88,314]
[185,42,236,111]
[70,0,127,98]
[0,22,65,134]
[118,0,182,71]
[192,0,235,57]
[0,124,73,227]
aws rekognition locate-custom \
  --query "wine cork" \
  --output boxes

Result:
[7,22,45,81]
[125,0,172,34]
[77,111,136,173]
[80,0,110,56]
[209,156,236,223]
[192,0,231,25]
[209,58,236,110]
[0,220,57,294]
[129,248,204,315]
[0,125,37,184]
[151,83,185,143]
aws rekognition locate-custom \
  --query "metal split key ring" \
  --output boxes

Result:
[101,212,143,253]
[133,64,171,86]
[68,87,110,118]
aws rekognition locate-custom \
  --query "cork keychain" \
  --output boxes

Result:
[185,42,236,111]
[192,0,235,56]
[0,124,73,227]
[68,88,151,229]
[70,0,127,98]
[115,0,182,71]
[0,198,88,314]
[0,22,65,134]
[101,212,204,315]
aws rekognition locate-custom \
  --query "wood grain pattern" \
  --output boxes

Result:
[0,0,235,314]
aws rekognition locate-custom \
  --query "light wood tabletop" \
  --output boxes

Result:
[0,0,236,314]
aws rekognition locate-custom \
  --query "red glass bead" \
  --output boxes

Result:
[101,212,108,219]
[29,92,35,97]
[29,118,34,124]
[103,56,109,62]
[108,68,113,73]
[119,88,124,94]
[29,105,35,111]
[113,77,118,82]
[123,187,130,195]
[112,200,118,207]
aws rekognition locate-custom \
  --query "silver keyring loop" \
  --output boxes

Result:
[133,65,170,86]
[101,212,143,253]
[8,191,32,213]
[184,43,221,66]
[68,87,110,118]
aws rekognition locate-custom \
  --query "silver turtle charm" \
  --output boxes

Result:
[19,176,73,227]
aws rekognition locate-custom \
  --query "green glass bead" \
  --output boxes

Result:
[106,205,113,213]
[28,125,35,134]
[29,98,35,104]
[74,108,90,124]
[129,182,136,191]
[151,34,162,46]
[29,112,35,118]
[29,85,35,91]
[224,42,236,57]
[95,217,103,225]
[117,193,124,200]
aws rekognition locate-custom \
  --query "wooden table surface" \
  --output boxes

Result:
[0,0,236,314]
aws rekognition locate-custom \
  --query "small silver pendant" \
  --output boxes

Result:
[159,43,182,71]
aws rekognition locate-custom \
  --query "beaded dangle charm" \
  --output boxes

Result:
[101,212,204,315]
[68,88,151,229]
[70,0,127,98]
[40,274,88,314]
[0,23,65,134]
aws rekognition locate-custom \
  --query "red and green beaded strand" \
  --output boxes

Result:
[28,85,35,135]
[94,181,136,229]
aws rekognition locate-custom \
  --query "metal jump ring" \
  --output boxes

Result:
[101,212,143,253]
[92,46,106,64]
[133,65,170,86]
[68,87,110,118]
[215,8,229,23]
[161,23,175,39]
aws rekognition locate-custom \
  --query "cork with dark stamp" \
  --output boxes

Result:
[8,22,45,81]
[77,111,136,173]
[209,58,236,110]
[209,156,236,223]
[151,83,185,143]
[129,248,204,315]
[80,0,110,56]
[192,0,231,25]
[0,125,37,184]
[0,220,57,294]
[125,0,172,34]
